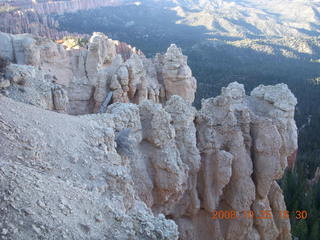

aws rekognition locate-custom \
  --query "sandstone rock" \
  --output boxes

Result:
[5,63,36,85]
[69,49,88,80]
[179,82,296,240]
[193,83,255,240]
[68,84,94,101]
[251,83,297,113]
[1,32,199,115]
[86,32,117,82]
[12,33,40,66]
[0,96,179,240]
[160,44,197,103]
[102,82,295,240]
[0,0,124,43]
[2,32,73,86]
[4,63,54,110]
[0,31,298,240]
[268,181,292,240]
[52,85,69,113]
[252,198,280,240]
[164,96,201,217]
[92,54,124,111]
[138,100,188,215]
[139,100,175,147]
[37,37,73,86]
[0,78,10,88]
[0,80,297,240]
[125,54,148,103]
[114,40,144,61]
[249,83,298,180]
[109,64,130,103]
[251,117,282,198]
[0,32,14,61]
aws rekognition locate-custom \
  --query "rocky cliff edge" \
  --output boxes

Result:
[0,32,297,240]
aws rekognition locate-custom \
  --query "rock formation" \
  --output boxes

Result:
[0,10,71,40]
[0,95,178,240]
[158,44,197,103]
[0,0,149,43]
[5,0,125,15]
[0,0,145,56]
[0,32,196,115]
[0,32,298,240]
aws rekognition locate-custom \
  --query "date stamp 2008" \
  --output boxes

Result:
[211,210,308,220]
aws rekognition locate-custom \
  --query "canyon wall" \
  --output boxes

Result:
[5,0,125,14]
[0,32,193,115]
[0,10,72,40]
[29,0,124,15]
[0,32,298,240]
[0,0,127,40]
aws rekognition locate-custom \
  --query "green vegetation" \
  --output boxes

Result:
[61,36,89,49]
[281,159,320,240]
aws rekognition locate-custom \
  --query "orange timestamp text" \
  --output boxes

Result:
[211,210,308,220]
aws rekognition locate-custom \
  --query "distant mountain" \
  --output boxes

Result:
[159,0,320,39]
[2,0,319,40]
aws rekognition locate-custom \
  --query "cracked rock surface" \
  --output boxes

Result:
[0,32,297,240]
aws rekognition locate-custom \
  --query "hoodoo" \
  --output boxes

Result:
[0,32,297,240]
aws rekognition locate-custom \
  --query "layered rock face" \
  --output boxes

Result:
[0,32,298,240]
[0,0,138,42]
[0,10,71,40]
[6,0,124,15]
